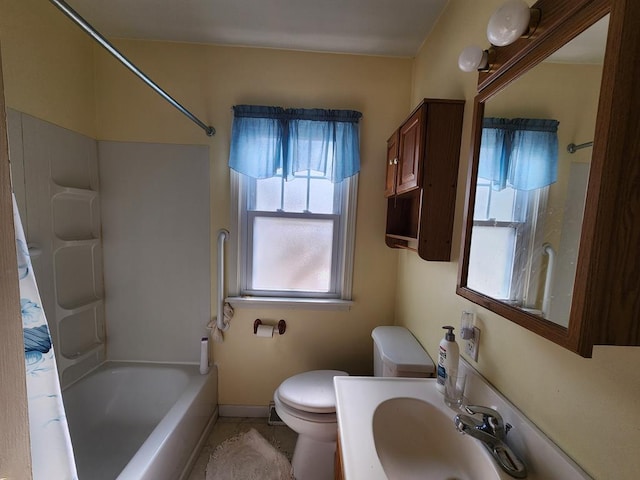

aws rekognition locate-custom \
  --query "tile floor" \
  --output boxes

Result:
[186,417,298,479]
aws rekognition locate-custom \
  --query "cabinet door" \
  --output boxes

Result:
[384,130,399,198]
[396,107,423,195]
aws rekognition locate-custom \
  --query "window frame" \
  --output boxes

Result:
[228,170,358,308]
[244,210,342,297]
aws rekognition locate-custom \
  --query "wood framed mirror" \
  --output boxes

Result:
[457,0,640,357]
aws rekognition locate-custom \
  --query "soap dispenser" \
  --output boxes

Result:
[436,326,459,392]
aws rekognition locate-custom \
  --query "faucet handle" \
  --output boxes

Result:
[464,405,505,438]
[464,405,502,420]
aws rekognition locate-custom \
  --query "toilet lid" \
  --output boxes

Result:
[277,370,348,414]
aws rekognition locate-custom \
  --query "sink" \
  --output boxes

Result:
[335,376,590,480]
[372,397,504,480]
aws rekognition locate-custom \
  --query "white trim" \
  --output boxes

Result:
[226,296,353,311]
[341,175,358,299]
[229,171,242,296]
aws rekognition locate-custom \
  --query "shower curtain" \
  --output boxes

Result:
[13,194,78,480]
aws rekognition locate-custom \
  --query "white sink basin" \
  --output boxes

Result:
[334,377,514,480]
[372,397,503,480]
[334,374,590,480]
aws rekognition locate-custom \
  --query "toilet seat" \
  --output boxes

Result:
[274,393,338,424]
[276,370,348,414]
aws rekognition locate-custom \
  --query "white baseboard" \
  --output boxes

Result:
[218,404,269,418]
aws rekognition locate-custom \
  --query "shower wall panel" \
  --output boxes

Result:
[98,142,210,363]
[8,110,106,387]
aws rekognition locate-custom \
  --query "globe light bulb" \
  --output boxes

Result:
[487,0,532,47]
[458,46,488,72]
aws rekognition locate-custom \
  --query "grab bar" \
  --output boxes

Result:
[542,243,556,319]
[216,229,230,331]
[49,0,216,137]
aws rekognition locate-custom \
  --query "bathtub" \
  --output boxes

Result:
[63,362,218,480]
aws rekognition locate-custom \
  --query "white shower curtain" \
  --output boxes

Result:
[13,194,78,480]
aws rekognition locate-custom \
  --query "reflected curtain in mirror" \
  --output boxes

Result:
[479,118,559,191]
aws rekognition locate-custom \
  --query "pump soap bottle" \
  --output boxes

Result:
[436,326,459,393]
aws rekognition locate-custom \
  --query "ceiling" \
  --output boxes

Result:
[65,0,449,57]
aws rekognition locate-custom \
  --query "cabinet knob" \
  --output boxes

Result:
[388,159,393,165]
[393,158,398,165]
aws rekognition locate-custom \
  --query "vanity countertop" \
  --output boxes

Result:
[334,367,592,480]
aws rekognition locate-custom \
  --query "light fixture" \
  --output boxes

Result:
[487,0,541,47]
[458,45,495,72]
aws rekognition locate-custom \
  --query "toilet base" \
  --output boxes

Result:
[291,434,336,480]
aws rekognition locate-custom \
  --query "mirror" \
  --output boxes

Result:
[459,13,609,329]
[461,0,640,357]
[467,17,607,328]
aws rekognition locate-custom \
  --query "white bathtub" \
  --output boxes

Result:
[63,362,218,480]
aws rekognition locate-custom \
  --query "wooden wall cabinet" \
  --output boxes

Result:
[384,130,399,197]
[385,106,426,198]
[385,98,464,261]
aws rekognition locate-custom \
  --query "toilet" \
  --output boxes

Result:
[274,326,434,480]
[371,325,435,378]
[274,370,348,480]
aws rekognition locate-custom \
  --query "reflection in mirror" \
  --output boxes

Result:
[466,16,608,328]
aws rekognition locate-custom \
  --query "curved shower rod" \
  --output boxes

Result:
[567,141,593,154]
[49,0,216,137]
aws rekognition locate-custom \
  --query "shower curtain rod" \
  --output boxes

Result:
[567,141,593,154]
[49,0,216,137]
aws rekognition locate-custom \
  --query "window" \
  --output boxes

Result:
[228,105,361,304]
[469,181,548,304]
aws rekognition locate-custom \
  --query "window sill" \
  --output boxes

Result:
[226,296,353,311]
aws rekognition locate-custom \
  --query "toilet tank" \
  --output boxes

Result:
[372,326,435,378]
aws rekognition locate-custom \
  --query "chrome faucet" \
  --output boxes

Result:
[454,405,527,478]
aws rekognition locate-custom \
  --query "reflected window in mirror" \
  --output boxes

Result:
[469,117,558,310]
[470,183,548,305]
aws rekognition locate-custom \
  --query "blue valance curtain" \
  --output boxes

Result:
[479,118,559,191]
[229,105,362,183]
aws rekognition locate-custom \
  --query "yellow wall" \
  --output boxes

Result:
[0,0,96,137]
[399,1,640,479]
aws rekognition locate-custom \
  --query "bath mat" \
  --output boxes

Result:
[206,428,294,480]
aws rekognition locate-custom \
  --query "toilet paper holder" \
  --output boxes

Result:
[254,318,287,335]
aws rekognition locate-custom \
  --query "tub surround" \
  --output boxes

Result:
[98,141,211,364]
[335,360,591,480]
[7,110,105,387]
